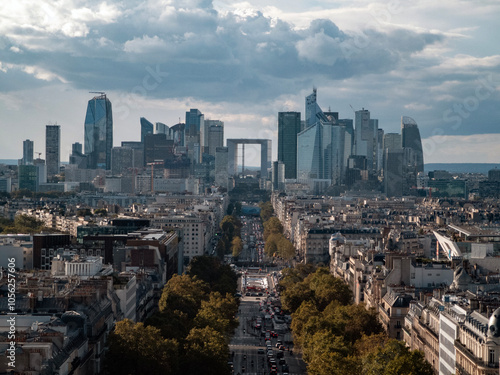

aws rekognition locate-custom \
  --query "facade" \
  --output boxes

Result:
[278,111,301,179]
[84,94,113,170]
[18,164,38,192]
[45,125,60,178]
[384,148,404,197]
[272,161,285,191]
[354,108,377,173]
[205,120,224,157]
[111,146,134,175]
[23,139,34,165]
[215,147,229,189]
[140,117,154,143]
[401,116,424,173]
[144,133,174,165]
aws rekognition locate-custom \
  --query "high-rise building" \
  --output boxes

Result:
[84,93,113,170]
[18,165,38,192]
[215,147,229,189]
[401,116,424,173]
[185,109,204,163]
[305,88,328,128]
[69,142,87,169]
[45,125,60,178]
[278,112,301,179]
[205,120,224,157]
[23,139,34,165]
[383,133,402,151]
[140,117,154,143]
[272,161,285,191]
[111,146,134,175]
[354,109,378,173]
[144,133,174,165]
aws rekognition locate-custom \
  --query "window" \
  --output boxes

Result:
[410,273,415,279]
[489,349,495,364]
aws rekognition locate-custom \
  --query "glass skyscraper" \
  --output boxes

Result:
[84,94,113,170]
[45,125,60,177]
[401,116,424,173]
[23,139,34,165]
[278,111,301,179]
[140,117,154,143]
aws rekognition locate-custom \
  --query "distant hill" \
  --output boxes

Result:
[425,163,500,174]
[0,159,18,165]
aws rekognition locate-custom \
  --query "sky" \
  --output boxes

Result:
[1,0,499,166]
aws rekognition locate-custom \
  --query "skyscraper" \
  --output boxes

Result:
[185,109,204,163]
[84,93,113,170]
[45,125,60,178]
[23,139,34,165]
[206,120,224,157]
[305,88,328,128]
[278,112,301,179]
[354,109,379,173]
[401,116,424,173]
[140,117,154,143]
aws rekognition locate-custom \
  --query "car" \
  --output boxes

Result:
[279,358,286,365]
[276,351,284,359]
[258,349,265,354]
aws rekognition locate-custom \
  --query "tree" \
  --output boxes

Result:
[194,292,239,336]
[277,236,296,260]
[264,233,280,257]
[263,217,283,240]
[259,201,273,222]
[106,319,179,375]
[158,274,210,320]
[231,236,243,257]
[187,256,238,295]
[361,339,434,375]
[183,326,231,375]
[306,269,353,309]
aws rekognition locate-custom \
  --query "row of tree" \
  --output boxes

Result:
[260,212,296,261]
[0,214,56,234]
[106,256,239,375]
[279,265,434,375]
[216,214,243,258]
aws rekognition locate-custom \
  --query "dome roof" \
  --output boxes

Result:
[488,307,500,338]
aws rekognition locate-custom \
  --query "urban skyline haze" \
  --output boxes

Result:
[0,0,499,165]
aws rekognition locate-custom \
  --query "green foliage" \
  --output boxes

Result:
[283,264,430,375]
[183,326,231,375]
[360,339,434,375]
[259,201,273,222]
[194,292,239,336]
[186,256,238,296]
[77,208,92,217]
[158,274,210,319]
[106,320,179,375]
[2,214,48,234]
[263,216,283,240]
[231,236,243,257]
[281,267,352,314]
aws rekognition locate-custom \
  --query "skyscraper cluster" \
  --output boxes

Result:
[277,89,424,196]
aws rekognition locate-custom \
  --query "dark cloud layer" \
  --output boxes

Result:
[0,1,443,104]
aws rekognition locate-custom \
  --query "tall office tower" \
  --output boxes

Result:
[140,117,154,143]
[215,147,229,189]
[185,109,204,163]
[155,122,172,138]
[144,133,174,165]
[401,116,424,173]
[338,119,354,164]
[384,148,404,197]
[305,88,328,128]
[272,161,285,191]
[23,139,34,165]
[383,133,402,151]
[84,93,113,170]
[377,128,384,172]
[45,125,60,178]
[278,112,301,179]
[69,142,87,168]
[170,123,185,146]
[354,109,378,172]
[121,141,144,168]
[206,120,224,157]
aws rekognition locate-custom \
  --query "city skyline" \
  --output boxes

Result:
[1,1,499,164]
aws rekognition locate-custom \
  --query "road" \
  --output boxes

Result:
[230,270,307,375]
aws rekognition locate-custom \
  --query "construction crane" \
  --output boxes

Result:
[349,104,356,113]
[35,152,42,159]
[147,160,164,194]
